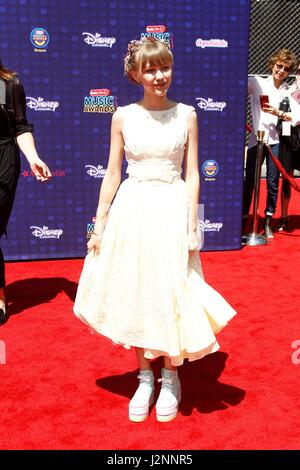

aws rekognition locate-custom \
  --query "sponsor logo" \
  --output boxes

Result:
[196,97,227,112]
[26,97,59,112]
[142,25,173,49]
[22,169,66,178]
[82,32,116,48]
[87,216,97,238]
[195,38,228,49]
[85,165,106,178]
[30,226,63,239]
[30,27,50,52]
[198,219,223,233]
[202,160,219,180]
[83,88,117,113]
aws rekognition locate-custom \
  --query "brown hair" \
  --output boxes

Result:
[268,48,297,73]
[124,38,173,85]
[0,60,16,81]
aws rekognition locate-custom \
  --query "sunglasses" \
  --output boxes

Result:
[275,63,291,73]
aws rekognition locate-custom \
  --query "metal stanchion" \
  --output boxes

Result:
[242,130,268,246]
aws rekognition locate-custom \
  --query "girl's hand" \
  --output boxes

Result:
[87,234,101,256]
[188,230,199,251]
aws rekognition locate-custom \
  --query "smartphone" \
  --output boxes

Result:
[259,94,269,109]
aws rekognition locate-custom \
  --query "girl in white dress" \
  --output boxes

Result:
[74,37,236,423]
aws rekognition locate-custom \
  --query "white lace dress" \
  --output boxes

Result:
[74,102,236,366]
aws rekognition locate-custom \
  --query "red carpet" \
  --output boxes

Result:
[1,179,300,450]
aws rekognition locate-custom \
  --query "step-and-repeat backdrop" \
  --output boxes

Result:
[1,0,250,260]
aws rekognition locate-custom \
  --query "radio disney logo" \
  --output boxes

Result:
[202,160,219,180]
[196,38,228,49]
[26,97,59,112]
[82,32,116,48]
[30,27,50,52]
[198,219,223,232]
[196,97,226,112]
[85,164,106,178]
[30,226,63,239]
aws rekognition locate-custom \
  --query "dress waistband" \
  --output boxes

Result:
[126,163,181,183]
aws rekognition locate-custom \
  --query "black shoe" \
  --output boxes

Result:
[0,307,6,325]
[278,217,289,232]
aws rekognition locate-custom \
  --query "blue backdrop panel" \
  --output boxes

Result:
[1,0,250,260]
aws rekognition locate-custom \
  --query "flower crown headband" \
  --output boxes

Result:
[124,37,172,72]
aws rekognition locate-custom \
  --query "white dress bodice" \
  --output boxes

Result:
[119,103,195,183]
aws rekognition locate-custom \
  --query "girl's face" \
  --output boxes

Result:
[132,61,173,97]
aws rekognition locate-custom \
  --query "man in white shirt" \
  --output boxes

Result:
[243,48,297,238]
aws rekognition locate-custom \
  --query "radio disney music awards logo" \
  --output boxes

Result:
[87,216,96,239]
[83,88,117,113]
[141,25,173,49]
[30,28,50,52]
[202,160,219,181]
[82,32,116,48]
[195,38,228,49]
[26,97,59,112]
[30,226,63,239]
[85,164,106,178]
[196,97,227,112]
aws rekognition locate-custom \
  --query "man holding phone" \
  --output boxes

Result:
[243,48,298,238]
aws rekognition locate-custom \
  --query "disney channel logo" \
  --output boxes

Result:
[83,88,117,113]
[85,165,106,178]
[195,38,228,49]
[198,219,223,233]
[142,25,173,49]
[196,97,227,112]
[82,32,116,48]
[202,160,219,180]
[26,97,59,112]
[30,226,63,239]
[30,28,50,52]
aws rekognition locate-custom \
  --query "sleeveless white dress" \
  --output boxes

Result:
[74,103,236,366]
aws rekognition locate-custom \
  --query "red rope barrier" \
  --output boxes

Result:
[246,124,300,193]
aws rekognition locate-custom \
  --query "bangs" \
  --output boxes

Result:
[136,42,173,71]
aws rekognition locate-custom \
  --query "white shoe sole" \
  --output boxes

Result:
[129,394,154,422]
[156,387,181,423]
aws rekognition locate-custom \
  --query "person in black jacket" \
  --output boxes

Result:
[0,60,51,324]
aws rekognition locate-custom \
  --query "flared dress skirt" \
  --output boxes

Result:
[74,175,236,366]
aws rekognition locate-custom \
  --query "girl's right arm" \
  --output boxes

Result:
[88,108,124,255]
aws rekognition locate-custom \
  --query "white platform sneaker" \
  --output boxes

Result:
[156,368,181,422]
[129,369,155,422]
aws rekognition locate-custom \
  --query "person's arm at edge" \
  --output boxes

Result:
[17,132,51,181]
[184,110,200,251]
[88,108,124,254]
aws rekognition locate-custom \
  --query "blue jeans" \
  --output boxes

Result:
[243,143,280,217]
